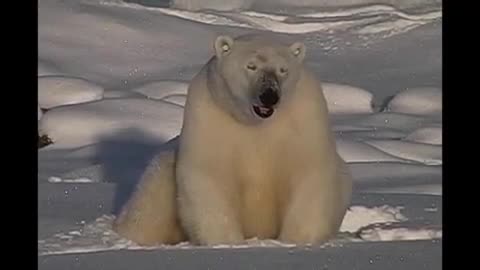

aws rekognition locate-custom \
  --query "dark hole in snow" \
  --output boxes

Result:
[38,134,53,149]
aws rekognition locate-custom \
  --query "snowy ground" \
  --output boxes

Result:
[38,0,442,268]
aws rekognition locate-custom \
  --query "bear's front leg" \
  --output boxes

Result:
[113,150,186,245]
[279,171,349,245]
[177,171,245,246]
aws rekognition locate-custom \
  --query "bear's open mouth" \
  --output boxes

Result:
[252,104,274,118]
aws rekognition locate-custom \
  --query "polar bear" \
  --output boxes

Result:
[113,34,352,246]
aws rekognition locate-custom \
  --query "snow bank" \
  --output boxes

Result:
[365,139,442,165]
[351,112,432,131]
[336,139,409,163]
[131,81,189,100]
[170,0,442,11]
[103,1,440,35]
[39,98,184,149]
[405,126,442,145]
[171,0,254,11]
[322,83,373,114]
[103,90,144,99]
[386,87,442,115]
[38,76,104,109]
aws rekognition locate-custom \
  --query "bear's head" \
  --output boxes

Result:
[208,34,306,124]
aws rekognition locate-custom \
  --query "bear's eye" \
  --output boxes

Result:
[279,67,288,75]
[246,63,257,71]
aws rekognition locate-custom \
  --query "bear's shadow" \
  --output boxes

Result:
[95,127,179,215]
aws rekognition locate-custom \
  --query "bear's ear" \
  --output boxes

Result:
[214,35,234,58]
[289,42,306,62]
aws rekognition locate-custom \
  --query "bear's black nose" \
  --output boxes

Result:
[259,88,279,107]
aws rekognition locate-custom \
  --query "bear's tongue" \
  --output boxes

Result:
[253,105,274,119]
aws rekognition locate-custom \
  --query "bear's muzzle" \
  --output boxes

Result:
[258,73,280,107]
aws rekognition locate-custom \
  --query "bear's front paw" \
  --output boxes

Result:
[278,224,334,245]
[192,226,245,246]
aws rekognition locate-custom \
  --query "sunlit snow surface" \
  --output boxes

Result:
[38,0,442,258]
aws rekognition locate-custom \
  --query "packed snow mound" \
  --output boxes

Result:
[405,126,442,145]
[103,90,144,99]
[131,81,189,100]
[171,0,254,11]
[38,76,104,109]
[322,83,373,114]
[39,98,184,149]
[335,139,409,163]
[365,139,442,165]
[169,0,441,11]
[386,87,442,115]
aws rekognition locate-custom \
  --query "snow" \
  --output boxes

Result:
[38,61,63,76]
[386,87,442,115]
[358,224,442,241]
[103,90,144,99]
[170,0,442,11]
[322,83,373,114]
[38,0,442,268]
[130,80,189,100]
[335,139,410,163]
[365,140,442,165]
[171,0,254,11]
[38,105,43,121]
[48,177,96,183]
[102,1,440,35]
[39,98,184,149]
[38,76,104,109]
[340,205,406,233]
[405,126,442,145]
[38,203,439,255]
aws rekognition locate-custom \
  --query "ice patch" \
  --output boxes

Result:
[38,76,104,109]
